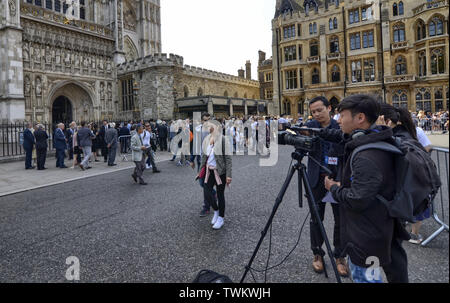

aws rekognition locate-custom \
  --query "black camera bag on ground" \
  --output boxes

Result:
[192,270,233,283]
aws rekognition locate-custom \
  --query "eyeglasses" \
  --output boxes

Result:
[145,125,150,127]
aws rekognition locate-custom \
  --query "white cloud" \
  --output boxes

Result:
[161,0,275,80]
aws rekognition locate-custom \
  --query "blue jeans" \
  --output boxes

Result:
[348,258,383,283]
[199,177,216,211]
[56,148,65,167]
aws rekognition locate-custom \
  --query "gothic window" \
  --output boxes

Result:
[395,56,407,75]
[313,23,317,34]
[80,0,86,20]
[435,89,444,111]
[350,32,361,50]
[284,45,297,61]
[310,40,319,57]
[298,45,302,60]
[416,88,432,112]
[121,78,134,111]
[418,51,427,77]
[335,0,339,6]
[364,58,375,82]
[283,25,296,39]
[312,68,320,84]
[183,86,189,98]
[398,1,404,15]
[429,16,444,36]
[393,3,398,16]
[393,23,405,42]
[362,31,374,48]
[431,48,445,74]
[27,0,32,3]
[362,6,372,21]
[330,36,339,53]
[283,100,291,115]
[299,69,304,88]
[329,19,333,30]
[349,8,359,24]
[333,17,338,29]
[331,65,340,82]
[45,0,52,9]
[416,20,426,40]
[351,60,362,83]
[392,90,408,109]
[285,70,298,90]
[35,0,42,6]
[309,23,313,35]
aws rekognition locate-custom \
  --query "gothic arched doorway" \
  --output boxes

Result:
[52,96,73,129]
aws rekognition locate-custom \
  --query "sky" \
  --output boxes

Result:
[161,0,276,81]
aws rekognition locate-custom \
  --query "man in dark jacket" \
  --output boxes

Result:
[98,120,109,162]
[105,122,118,166]
[77,121,96,170]
[23,122,35,169]
[157,122,168,151]
[324,94,409,283]
[305,96,347,277]
[118,123,131,154]
[34,124,48,170]
[53,123,68,168]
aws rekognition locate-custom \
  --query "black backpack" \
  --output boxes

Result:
[351,137,441,222]
[192,270,233,283]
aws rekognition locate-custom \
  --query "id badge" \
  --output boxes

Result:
[327,157,338,166]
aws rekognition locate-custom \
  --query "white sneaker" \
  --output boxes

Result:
[212,217,224,230]
[211,211,219,225]
[146,164,150,169]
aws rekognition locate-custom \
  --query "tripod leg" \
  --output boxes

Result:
[240,164,298,283]
[301,166,342,283]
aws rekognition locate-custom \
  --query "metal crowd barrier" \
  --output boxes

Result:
[421,147,449,246]
[417,118,449,134]
[118,135,132,162]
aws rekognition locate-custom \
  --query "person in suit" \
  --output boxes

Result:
[131,124,148,185]
[53,123,68,168]
[34,124,48,170]
[66,122,76,160]
[118,123,131,154]
[23,122,35,169]
[157,121,168,151]
[105,122,118,166]
[77,121,96,170]
[98,120,109,162]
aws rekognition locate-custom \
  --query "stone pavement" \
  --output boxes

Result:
[0,151,174,197]
[428,133,449,148]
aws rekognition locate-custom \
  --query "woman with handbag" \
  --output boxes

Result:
[198,121,232,230]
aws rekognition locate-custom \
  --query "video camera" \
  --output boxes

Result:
[278,127,321,152]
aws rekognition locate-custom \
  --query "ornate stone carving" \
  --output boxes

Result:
[23,44,29,61]
[107,83,112,100]
[100,82,105,99]
[9,0,16,17]
[55,49,61,65]
[35,77,42,96]
[45,45,52,64]
[24,76,31,95]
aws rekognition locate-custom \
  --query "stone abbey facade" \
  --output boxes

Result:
[0,0,268,125]
[269,0,449,116]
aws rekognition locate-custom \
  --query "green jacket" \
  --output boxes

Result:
[200,135,232,178]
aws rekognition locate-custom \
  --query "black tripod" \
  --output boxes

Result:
[240,149,342,283]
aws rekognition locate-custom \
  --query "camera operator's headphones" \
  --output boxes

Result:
[351,124,379,140]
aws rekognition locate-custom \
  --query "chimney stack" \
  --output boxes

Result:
[245,60,251,80]
[258,51,266,65]
[238,68,245,78]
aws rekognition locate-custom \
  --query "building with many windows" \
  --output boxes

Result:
[271,0,449,117]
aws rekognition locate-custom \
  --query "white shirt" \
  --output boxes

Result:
[206,144,217,167]
[140,130,151,147]
[416,127,431,148]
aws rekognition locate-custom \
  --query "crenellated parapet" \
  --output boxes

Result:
[183,64,260,87]
[117,53,184,74]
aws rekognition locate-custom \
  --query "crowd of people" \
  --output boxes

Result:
[20,95,444,283]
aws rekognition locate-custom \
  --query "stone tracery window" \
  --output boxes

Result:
[395,56,407,75]
[331,65,340,82]
[392,89,408,109]
[429,16,444,36]
[431,48,445,74]
[416,20,426,41]
[416,88,432,112]
[393,23,405,42]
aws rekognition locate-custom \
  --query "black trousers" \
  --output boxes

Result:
[204,171,227,217]
[382,237,409,283]
[310,176,342,258]
[24,148,33,168]
[159,137,168,151]
[36,148,47,169]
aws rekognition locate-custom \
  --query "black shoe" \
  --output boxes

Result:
[169,158,175,162]
[132,174,137,183]
[109,164,117,166]
[95,160,100,162]
[86,166,92,169]
[199,209,210,217]
[26,166,35,170]
[104,159,107,163]
[60,166,68,169]
[139,181,148,185]
[153,169,161,173]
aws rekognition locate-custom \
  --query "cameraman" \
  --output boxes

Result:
[323,94,410,283]
[304,96,348,277]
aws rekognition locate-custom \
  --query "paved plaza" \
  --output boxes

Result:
[0,145,448,283]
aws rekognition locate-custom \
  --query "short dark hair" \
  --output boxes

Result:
[309,96,330,108]
[80,121,86,127]
[337,94,380,124]
[201,112,211,119]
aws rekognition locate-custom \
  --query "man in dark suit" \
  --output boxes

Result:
[157,121,168,151]
[98,120,109,162]
[23,122,35,169]
[118,123,131,154]
[53,123,68,168]
[34,124,49,170]
[66,121,76,160]
[105,122,118,166]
